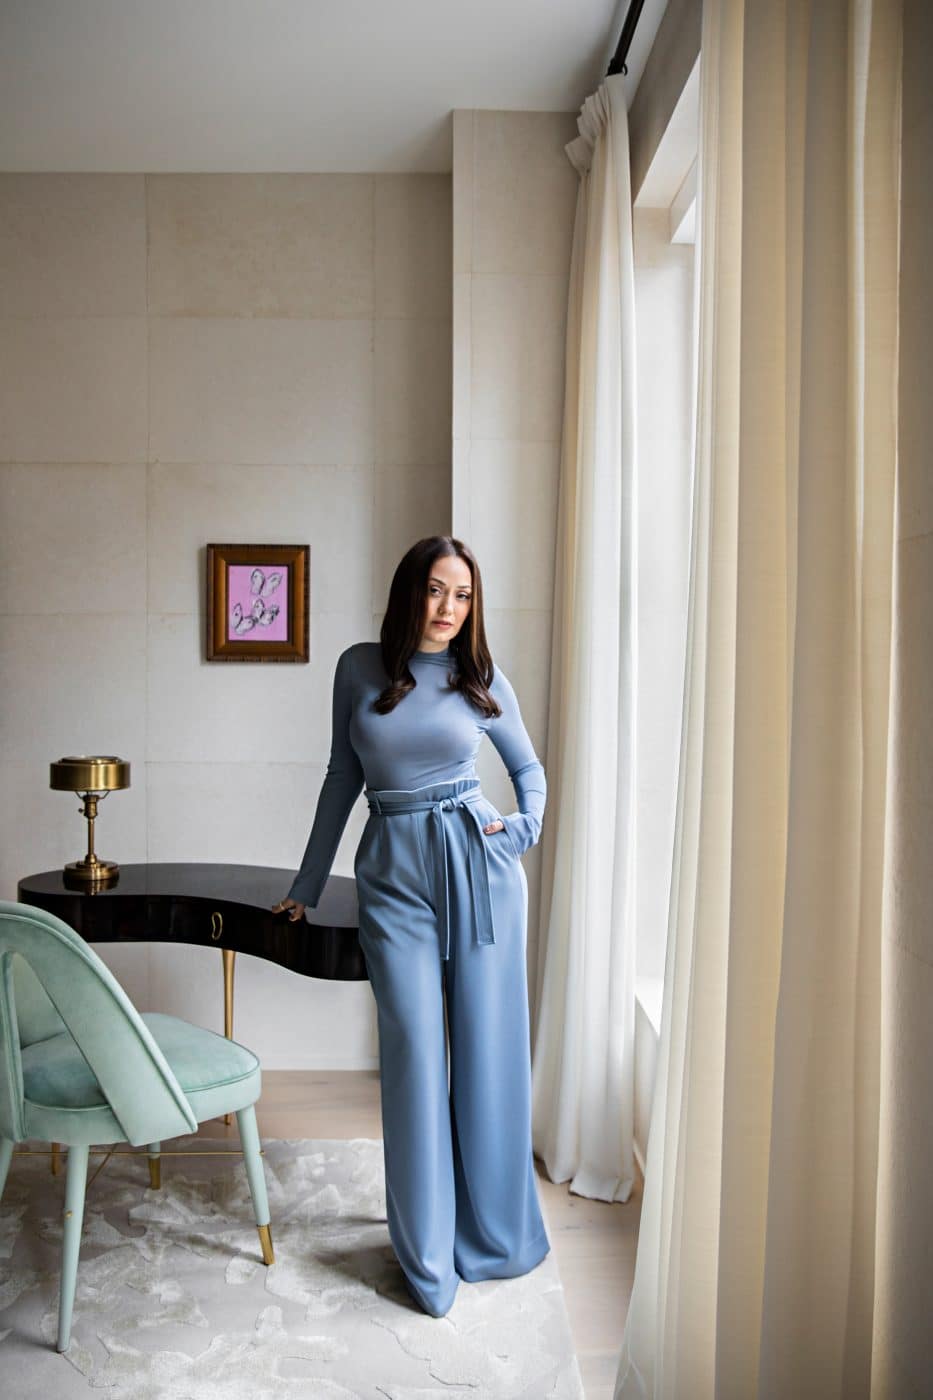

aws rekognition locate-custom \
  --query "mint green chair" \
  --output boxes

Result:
[0,899,275,1353]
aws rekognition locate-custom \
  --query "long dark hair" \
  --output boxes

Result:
[373,536,502,719]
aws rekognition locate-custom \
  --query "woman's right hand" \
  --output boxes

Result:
[271,896,306,922]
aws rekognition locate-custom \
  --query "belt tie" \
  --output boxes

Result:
[365,785,498,960]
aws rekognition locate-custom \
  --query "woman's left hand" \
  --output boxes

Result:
[482,819,506,835]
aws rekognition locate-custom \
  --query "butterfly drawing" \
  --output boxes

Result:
[231,568,284,634]
[231,601,281,633]
[250,568,283,598]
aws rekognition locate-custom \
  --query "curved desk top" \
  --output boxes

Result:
[17,863,368,982]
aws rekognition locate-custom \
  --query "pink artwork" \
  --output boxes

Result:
[227,564,289,643]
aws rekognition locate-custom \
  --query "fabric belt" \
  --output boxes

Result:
[364,780,496,960]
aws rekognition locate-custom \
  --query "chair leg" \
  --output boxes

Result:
[0,1137,13,1200]
[147,1142,162,1189]
[51,1141,62,1175]
[235,1105,274,1265]
[57,1143,89,1352]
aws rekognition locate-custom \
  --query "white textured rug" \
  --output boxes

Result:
[0,1137,584,1399]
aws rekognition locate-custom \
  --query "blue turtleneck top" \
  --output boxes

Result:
[287,640,547,907]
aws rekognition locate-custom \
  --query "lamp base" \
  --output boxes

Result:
[63,857,120,887]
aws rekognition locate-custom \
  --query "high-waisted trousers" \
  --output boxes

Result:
[354,776,550,1316]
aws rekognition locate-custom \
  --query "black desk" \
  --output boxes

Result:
[15,863,368,1155]
[17,864,368,1053]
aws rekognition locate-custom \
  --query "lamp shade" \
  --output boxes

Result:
[49,756,130,794]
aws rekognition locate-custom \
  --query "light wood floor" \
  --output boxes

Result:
[197,1069,641,1399]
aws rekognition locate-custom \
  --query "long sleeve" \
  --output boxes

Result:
[486,666,547,858]
[287,646,365,906]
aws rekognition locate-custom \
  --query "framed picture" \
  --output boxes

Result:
[206,543,309,662]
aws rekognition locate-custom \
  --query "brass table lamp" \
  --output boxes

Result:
[49,755,131,887]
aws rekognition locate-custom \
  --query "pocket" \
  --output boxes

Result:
[502,821,521,858]
[481,798,518,858]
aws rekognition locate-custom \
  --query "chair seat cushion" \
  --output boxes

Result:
[21,1013,261,1143]
[141,1014,259,1097]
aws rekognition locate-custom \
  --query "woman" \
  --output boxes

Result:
[271,535,550,1316]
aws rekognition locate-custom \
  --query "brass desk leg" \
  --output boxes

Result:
[148,1144,162,1190]
[222,948,237,1126]
[51,1143,62,1175]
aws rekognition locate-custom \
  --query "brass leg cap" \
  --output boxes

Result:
[148,1157,162,1190]
[257,1223,275,1266]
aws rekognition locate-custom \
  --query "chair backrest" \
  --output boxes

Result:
[0,900,197,1145]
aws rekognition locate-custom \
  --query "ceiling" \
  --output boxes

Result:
[0,0,669,173]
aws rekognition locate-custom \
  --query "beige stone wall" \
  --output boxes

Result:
[0,171,451,1068]
[0,135,580,1065]
[451,110,578,1006]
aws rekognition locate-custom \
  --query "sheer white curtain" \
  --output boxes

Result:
[530,73,639,1203]
[615,0,902,1395]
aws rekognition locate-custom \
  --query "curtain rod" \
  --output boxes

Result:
[607,0,647,75]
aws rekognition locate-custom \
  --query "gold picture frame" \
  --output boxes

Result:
[206,543,309,663]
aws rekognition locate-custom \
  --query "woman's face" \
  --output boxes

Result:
[420,554,473,651]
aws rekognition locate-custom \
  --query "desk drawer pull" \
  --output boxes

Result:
[211,911,223,941]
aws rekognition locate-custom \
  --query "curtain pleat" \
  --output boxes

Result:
[531,74,639,1204]
[615,1,902,1395]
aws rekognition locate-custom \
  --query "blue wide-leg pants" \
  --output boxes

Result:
[353,776,550,1316]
